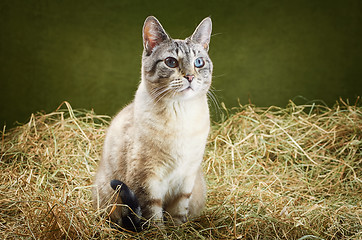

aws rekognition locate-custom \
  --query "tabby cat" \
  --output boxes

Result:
[92,16,213,231]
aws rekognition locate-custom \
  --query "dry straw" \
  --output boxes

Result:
[1,99,361,239]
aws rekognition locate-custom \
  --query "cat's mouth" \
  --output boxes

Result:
[181,86,193,92]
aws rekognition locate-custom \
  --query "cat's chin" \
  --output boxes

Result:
[173,88,207,101]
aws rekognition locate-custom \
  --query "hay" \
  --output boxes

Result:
[1,100,361,239]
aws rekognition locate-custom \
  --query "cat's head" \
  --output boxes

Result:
[141,16,213,102]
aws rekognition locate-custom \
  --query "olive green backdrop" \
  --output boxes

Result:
[1,0,361,128]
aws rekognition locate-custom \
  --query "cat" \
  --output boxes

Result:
[92,15,213,231]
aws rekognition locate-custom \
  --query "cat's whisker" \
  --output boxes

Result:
[149,87,172,109]
[209,88,221,107]
[212,73,226,79]
[150,85,169,97]
[149,86,167,100]
[207,89,222,119]
[169,79,186,91]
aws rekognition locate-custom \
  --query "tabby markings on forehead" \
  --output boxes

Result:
[175,42,192,57]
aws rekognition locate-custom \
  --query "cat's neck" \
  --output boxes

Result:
[134,81,209,121]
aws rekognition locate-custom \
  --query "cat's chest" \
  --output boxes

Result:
[136,97,209,164]
[166,107,209,165]
[166,103,209,146]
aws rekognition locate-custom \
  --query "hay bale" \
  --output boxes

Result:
[1,100,361,239]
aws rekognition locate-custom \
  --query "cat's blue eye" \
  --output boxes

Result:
[164,57,178,68]
[194,57,205,68]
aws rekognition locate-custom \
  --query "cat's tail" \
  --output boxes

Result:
[110,179,142,232]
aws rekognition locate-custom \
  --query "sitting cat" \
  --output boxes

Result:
[92,15,213,231]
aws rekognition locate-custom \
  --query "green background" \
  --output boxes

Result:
[1,0,361,128]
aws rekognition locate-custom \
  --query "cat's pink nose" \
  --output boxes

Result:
[184,74,194,82]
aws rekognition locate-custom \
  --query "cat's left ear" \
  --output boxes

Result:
[190,17,212,51]
[143,16,169,55]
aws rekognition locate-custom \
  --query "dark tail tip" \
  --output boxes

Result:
[110,179,142,232]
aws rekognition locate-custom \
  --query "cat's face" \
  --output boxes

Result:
[141,16,213,102]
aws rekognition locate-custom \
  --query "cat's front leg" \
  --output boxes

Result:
[140,178,166,226]
[167,193,192,225]
[165,175,197,225]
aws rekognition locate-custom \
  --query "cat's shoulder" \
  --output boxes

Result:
[109,102,135,130]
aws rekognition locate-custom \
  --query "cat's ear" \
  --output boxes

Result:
[143,16,169,55]
[190,17,212,51]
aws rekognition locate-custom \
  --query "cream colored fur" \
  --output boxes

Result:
[92,16,212,228]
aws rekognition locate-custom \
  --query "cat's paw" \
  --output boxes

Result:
[143,216,165,230]
[173,215,188,226]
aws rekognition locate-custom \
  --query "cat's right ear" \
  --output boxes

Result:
[143,16,169,55]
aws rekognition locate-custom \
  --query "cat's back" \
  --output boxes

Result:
[101,102,135,166]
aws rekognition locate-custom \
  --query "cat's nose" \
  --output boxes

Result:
[184,74,194,82]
